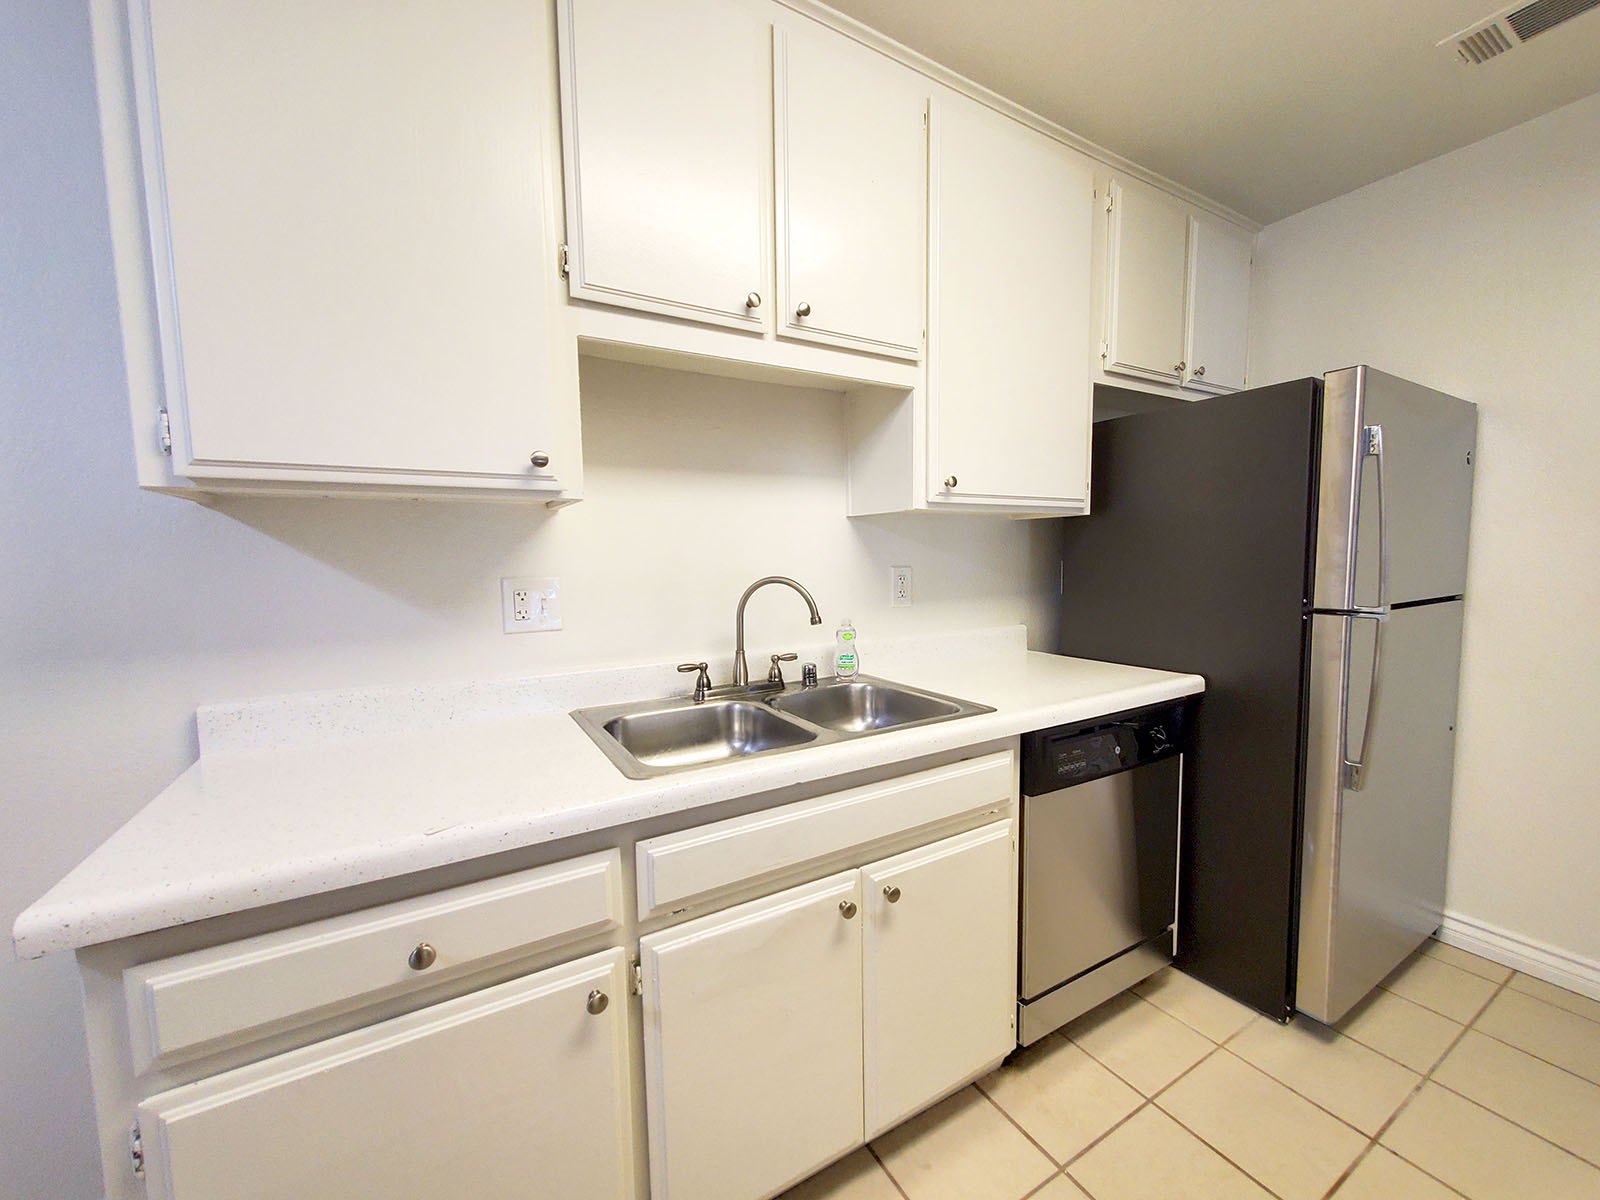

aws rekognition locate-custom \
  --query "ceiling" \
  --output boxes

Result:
[823,0,1600,223]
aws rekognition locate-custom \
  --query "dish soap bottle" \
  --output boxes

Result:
[835,619,859,679]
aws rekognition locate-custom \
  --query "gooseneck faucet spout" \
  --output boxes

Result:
[733,576,823,686]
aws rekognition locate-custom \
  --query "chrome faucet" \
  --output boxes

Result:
[733,576,822,686]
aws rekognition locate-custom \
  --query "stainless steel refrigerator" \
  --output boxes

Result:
[1057,366,1477,1023]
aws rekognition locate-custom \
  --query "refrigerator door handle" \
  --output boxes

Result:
[1343,608,1387,790]
[1349,424,1392,618]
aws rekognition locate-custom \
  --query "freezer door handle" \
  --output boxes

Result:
[1343,608,1387,790]
[1349,424,1392,618]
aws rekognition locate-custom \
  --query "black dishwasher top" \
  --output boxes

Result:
[1021,698,1192,796]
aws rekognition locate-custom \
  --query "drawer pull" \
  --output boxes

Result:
[407,942,437,971]
[839,900,857,920]
[883,885,901,903]
[586,989,609,1016]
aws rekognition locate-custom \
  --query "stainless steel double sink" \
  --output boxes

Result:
[571,675,994,779]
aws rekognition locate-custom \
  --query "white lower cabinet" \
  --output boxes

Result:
[133,948,640,1200]
[640,872,866,1200]
[862,821,1017,1138]
[640,819,1017,1200]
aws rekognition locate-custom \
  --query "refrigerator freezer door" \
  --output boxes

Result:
[1298,602,1464,1024]
[1314,367,1478,610]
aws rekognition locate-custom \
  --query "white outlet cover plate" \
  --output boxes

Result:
[501,576,561,633]
[890,565,913,607]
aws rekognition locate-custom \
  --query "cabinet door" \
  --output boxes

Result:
[1103,179,1190,385]
[134,0,565,488]
[557,0,771,331]
[928,96,1094,508]
[640,872,864,1200]
[861,821,1017,1138]
[1184,216,1253,394]
[135,949,640,1200]
[776,29,926,360]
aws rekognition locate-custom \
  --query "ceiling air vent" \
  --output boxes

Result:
[1442,0,1600,63]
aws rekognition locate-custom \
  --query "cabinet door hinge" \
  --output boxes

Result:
[1104,188,1114,213]
[157,408,172,455]
[129,1121,145,1178]
[631,959,643,996]
[558,243,571,280]
[1098,340,1109,360]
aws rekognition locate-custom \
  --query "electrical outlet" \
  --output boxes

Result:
[890,565,913,607]
[501,577,561,633]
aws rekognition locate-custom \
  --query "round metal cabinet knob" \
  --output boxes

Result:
[838,899,858,920]
[745,291,762,309]
[407,942,437,971]
[1174,361,1186,374]
[1193,365,1206,377]
[795,301,812,318]
[586,989,609,1016]
[943,475,958,489]
[883,885,901,903]
[529,452,551,469]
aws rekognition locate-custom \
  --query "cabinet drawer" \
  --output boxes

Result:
[124,850,623,1072]
[135,948,640,1200]
[635,751,1013,918]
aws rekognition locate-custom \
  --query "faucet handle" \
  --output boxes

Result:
[677,662,711,703]
[768,652,799,685]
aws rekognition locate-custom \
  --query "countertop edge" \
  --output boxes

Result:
[14,658,1204,959]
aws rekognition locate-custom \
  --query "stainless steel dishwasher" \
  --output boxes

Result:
[1017,699,1193,1045]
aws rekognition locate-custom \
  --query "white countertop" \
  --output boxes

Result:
[13,635,1202,958]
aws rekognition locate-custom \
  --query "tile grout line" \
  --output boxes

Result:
[1128,974,1259,1042]
[1438,969,1600,1168]
[1140,1018,1293,1199]
[1501,975,1600,1024]
[1426,1074,1600,1172]
[864,1140,914,1200]
[1336,1009,1462,1077]
[1373,980,1493,1024]
[1328,971,1518,1199]
[972,1075,1072,1172]
[1062,1022,1294,1200]
[1100,981,1444,1198]
[1465,1024,1600,1085]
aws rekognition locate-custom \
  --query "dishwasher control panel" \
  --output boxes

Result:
[1021,698,1193,796]
[1046,729,1134,784]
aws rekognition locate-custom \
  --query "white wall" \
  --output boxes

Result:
[0,6,1058,1195]
[1250,91,1600,980]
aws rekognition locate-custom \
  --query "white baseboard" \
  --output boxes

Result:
[1438,909,1600,1002]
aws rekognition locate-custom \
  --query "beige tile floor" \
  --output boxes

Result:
[781,940,1600,1200]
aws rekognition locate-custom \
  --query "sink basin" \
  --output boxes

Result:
[572,674,993,779]
[601,701,816,773]
[767,680,961,733]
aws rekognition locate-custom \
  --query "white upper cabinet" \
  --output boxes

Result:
[1184,215,1253,394]
[111,0,577,497]
[776,28,926,360]
[1101,177,1254,396]
[1102,179,1190,386]
[927,94,1095,511]
[556,0,772,332]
